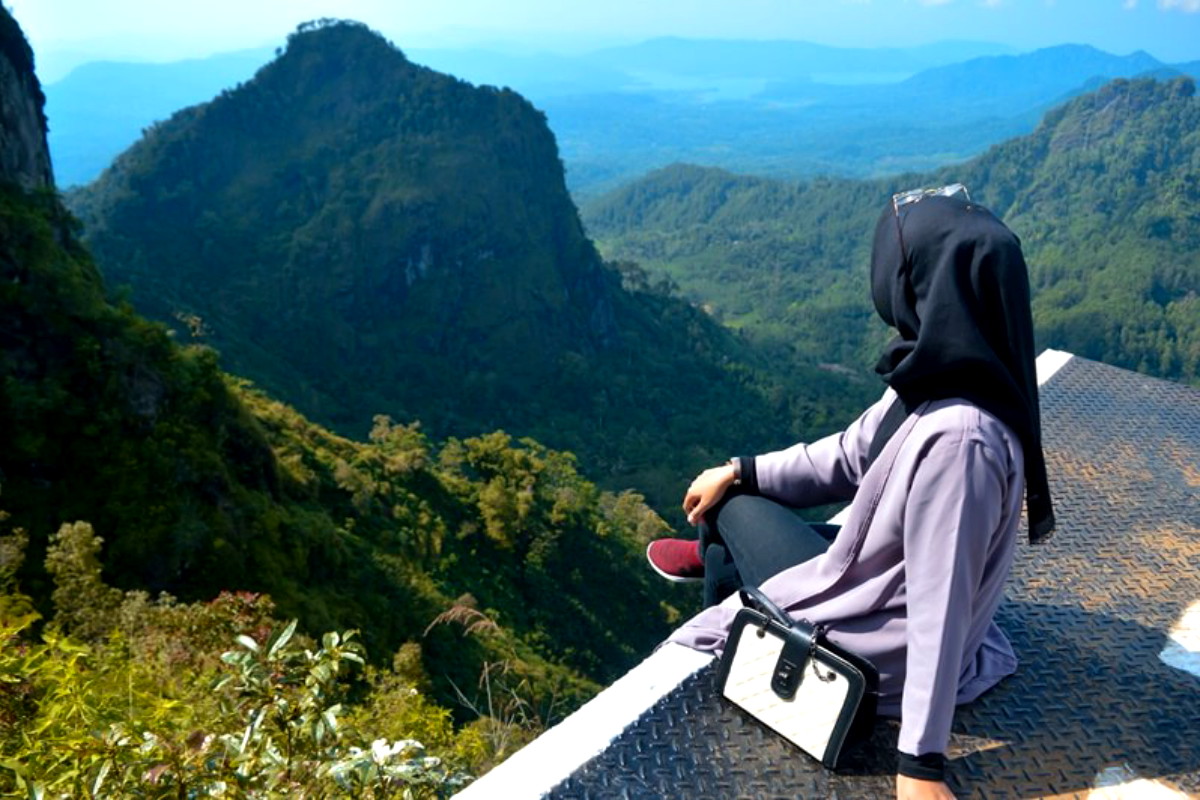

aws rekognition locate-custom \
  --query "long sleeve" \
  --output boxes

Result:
[752,389,896,507]
[897,428,1008,756]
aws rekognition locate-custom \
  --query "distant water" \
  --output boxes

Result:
[809,71,913,85]
[623,72,772,100]
[624,71,913,101]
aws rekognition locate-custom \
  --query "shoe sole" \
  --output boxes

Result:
[645,543,704,583]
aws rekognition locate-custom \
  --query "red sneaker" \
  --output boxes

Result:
[646,538,704,583]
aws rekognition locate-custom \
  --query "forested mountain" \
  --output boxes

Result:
[67,20,870,516]
[584,76,1200,385]
[967,77,1200,379]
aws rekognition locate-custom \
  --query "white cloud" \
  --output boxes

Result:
[1158,0,1200,10]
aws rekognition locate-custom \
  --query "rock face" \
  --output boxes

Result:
[0,8,53,189]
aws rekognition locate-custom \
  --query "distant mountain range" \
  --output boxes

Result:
[769,45,1163,111]
[583,76,1200,387]
[545,43,1195,194]
[43,35,1199,192]
[44,48,274,188]
[411,37,1017,95]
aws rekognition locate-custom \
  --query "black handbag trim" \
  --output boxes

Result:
[739,587,816,700]
[718,588,880,769]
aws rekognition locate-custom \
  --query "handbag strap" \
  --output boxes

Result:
[865,394,910,472]
[739,586,817,648]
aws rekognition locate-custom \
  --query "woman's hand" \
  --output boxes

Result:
[896,775,956,800]
[682,463,738,525]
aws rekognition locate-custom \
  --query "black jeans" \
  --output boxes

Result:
[698,491,836,607]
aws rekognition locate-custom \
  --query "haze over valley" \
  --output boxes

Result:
[41,35,1200,193]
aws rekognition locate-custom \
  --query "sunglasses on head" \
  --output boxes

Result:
[891,183,971,262]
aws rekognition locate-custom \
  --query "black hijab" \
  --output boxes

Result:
[871,192,1055,543]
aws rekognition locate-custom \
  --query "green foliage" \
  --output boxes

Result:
[583,77,1200,387]
[45,522,123,641]
[0,618,469,799]
[0,520,477,797]
[0,512,35,625]
[344,644,493,775]
[584,163,902,370]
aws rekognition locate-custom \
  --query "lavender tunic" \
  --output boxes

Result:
[667,389,1025,756]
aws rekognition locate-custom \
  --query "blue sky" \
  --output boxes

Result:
[9,0,1200,81]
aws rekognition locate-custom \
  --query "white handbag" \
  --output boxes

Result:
[717,587,879,769]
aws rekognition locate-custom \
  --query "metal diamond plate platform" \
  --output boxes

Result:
[547,356,1200,799]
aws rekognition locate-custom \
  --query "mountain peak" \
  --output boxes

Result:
[281,18,407,62]
[234,18,424,108]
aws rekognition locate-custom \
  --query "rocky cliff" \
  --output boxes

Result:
[0,8,52,189]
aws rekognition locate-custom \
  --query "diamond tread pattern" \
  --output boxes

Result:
[548,357,1200,799]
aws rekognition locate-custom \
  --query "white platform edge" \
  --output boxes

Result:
[1089,764,1193,799]
[1159,600,1200,680]
[1036,348,1074,386]
[452,643,714,799]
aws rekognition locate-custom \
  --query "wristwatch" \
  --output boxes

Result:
[728,457,742,486]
